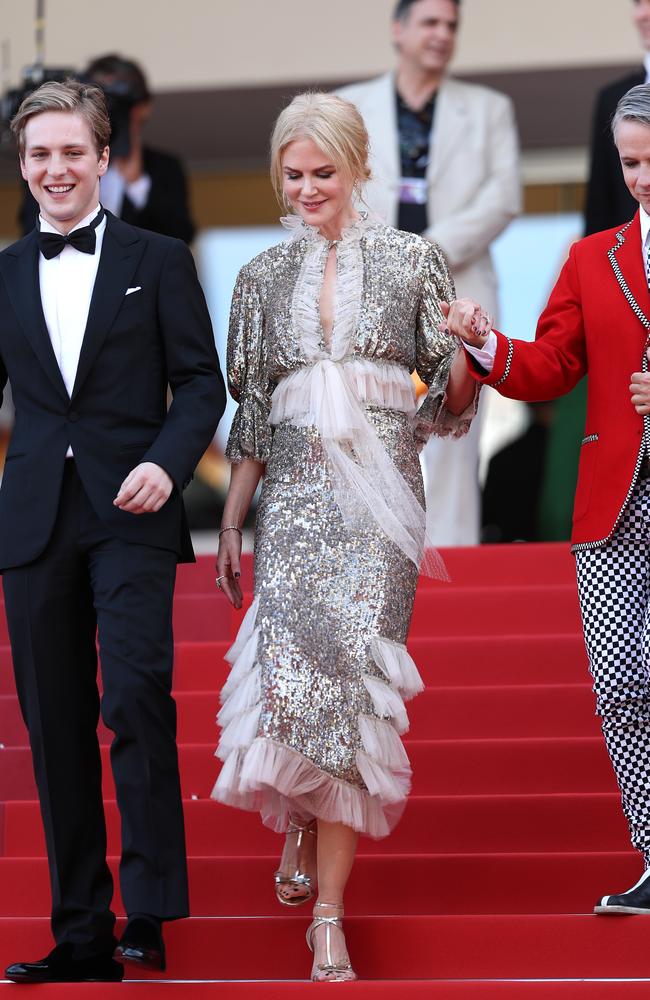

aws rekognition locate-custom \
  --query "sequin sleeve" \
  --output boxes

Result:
[225,266,273,463]
[413,242,479,447]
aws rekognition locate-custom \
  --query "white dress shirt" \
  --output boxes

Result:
[100,166,151,217]
[641,204,650,279]
[39,204,106,454]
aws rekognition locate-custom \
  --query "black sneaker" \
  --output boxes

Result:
[594,868,650,914]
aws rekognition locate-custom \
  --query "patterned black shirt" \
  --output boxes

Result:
[396,88,436,235]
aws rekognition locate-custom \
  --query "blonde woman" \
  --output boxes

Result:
[212,92,476,981]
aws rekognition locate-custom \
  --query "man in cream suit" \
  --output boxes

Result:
[337,0,521,545]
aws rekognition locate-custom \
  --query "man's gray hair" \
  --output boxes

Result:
[612,83,650,138]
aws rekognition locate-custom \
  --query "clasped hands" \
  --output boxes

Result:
[439,298,492,348]
[442,298,650,417]
[113,462,173,514]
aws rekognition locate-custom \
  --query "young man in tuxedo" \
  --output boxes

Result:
[19,54,196,244]
[2,80,225,983]
[445,83,650,916]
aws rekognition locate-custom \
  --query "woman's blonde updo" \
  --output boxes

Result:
[270,92,371,206]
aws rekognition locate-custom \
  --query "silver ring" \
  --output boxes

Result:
[215,575,227,589]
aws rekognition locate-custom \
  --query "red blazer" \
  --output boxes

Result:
[469,211,649,549]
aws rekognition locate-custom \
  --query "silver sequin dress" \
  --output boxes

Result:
[211,215,475,838]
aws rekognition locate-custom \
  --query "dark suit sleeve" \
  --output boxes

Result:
[584,88,617,236]
[143,239,226,490]
[584,74,643,236]
[122,150,196,244]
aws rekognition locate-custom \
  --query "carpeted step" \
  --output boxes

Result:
[117,735,617,798]
[0,852,639,918]
[165,584,582,642]
[2,914,650,980]
[170,632,590,692]
[0,684,602,748]
[0,737,618,802]
[173,543,577,595]
[0,981,648,997]
[1,794,630,858]
[0,631,591,699]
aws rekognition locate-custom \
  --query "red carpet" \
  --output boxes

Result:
[1,542,648,993]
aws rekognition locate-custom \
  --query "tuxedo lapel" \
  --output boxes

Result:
[607,212,650,337]
[0,232,70,403]
[71,215,146,400]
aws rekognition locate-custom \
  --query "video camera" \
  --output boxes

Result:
[1,64,147,159]
[0,1,148,159]
[0,65,74,146]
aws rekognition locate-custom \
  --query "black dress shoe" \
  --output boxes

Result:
[5,942,124,983]
[595,867,650,914]
[116,915,166,970]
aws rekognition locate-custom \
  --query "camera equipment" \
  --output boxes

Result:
[0,5,149,158]
[0,1,74,145]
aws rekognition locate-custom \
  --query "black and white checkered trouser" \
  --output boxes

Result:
[576,475,650,862]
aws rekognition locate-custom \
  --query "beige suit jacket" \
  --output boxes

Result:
[336,72,522,317]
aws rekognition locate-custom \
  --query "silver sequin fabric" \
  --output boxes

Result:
[214,222,470,837]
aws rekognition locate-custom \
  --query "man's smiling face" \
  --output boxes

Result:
[20,110,109,233]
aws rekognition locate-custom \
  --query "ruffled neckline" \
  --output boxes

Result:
[280,210,379,244]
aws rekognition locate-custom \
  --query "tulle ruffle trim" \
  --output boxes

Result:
[269,358,416,428]
[280,210,379,247]
[412,347,479,450]
[289,216,365,361]
[211,596,422,839]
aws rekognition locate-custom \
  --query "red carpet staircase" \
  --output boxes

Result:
[1,542,649,996]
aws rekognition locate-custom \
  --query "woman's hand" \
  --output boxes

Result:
[630,348,650,416]
[439,299,492,349]
[216,527,243,609]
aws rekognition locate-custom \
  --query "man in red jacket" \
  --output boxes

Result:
[443,82,650,914]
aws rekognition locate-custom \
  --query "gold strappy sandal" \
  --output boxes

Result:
[274,817,317,907]
[306,901,357,982]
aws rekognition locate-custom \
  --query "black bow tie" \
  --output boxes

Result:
[38,209,105,260]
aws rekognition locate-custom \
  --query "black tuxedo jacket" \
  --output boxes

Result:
[0,212,225,570]
[19,147,196,244]
[584,69,645,236]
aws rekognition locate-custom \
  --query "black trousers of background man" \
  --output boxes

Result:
[2,462,188,958]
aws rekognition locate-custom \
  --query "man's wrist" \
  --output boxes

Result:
[461,330,497,372]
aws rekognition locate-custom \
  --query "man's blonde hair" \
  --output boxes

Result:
[11,79,111,158]
[270,92,371,205]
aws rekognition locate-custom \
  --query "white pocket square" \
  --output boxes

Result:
[125,286,142,296]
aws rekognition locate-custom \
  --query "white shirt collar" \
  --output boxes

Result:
[38,204,104,237]
[644,53,650,82]
[640,205,650,250]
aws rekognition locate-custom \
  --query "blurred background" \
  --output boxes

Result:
[0,0,644,545]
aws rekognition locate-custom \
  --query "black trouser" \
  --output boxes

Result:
[3,461,188,959]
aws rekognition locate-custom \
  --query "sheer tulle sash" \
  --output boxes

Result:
[268,357,447,580]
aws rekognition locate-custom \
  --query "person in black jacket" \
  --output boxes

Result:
[584,0,650,235]
[3,79,225,983]
[19,55,196,243]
